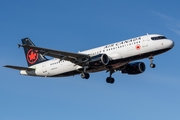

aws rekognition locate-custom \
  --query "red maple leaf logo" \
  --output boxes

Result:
[29,51,37,61]
[136,44,141,50]
[27,49,38,64]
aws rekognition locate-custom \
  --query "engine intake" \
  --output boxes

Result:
[121,62,146,75]
[87,54,109,67]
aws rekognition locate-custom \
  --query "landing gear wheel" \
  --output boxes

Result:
[149,56,156,68]
[150,63,156,68]
[81,72,90,79]
[106,77,115,84]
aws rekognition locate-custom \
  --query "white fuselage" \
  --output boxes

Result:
[20,34,174,77]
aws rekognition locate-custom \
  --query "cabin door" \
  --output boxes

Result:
[142,35,149,47]
[42,64,47,74]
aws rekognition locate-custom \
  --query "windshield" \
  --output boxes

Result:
[151,36,167,40]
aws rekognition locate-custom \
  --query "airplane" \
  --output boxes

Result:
[4,34,174,84]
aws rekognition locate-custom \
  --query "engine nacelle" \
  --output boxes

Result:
[121,62,146,75]
[86,54,109,67]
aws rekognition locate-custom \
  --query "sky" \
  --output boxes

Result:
[0,0,180,120]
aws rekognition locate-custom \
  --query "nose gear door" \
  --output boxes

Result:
[142,35,149,47]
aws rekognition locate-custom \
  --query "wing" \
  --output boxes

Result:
[4,65,35,71]
[19,44,90,65]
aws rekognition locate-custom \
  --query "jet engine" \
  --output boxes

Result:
[86,54,109,67]
[121,62,146,75]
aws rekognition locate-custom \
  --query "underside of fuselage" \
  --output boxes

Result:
[49,47,171,77]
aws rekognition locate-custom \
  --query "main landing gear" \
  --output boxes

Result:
[106,70,115,84]
[149,56,156,68]
[81,66,90,79]
[81,72,90,79]
[80,67,115,84]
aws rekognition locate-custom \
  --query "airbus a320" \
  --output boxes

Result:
[4,34,174,84]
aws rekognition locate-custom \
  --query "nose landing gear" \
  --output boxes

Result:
[149,56,156,68]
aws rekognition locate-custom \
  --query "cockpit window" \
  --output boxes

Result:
[151,36,167,40]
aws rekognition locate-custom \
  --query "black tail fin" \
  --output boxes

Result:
[22,38,48,67]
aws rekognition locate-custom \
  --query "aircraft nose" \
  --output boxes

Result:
[167,39,174,48]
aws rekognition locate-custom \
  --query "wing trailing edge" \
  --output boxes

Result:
[18,43,90,65]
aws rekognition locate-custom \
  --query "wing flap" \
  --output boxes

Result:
[4,65,35,71]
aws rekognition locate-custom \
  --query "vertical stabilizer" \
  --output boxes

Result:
[22,38,48,66]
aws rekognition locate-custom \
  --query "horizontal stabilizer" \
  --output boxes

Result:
[4,65,35,71]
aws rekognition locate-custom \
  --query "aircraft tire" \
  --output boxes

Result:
[81,72,90,79]
[106,77,115,84]
[150,63,156,68]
